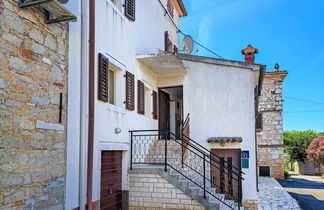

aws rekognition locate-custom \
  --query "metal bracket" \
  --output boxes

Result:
[18,0,77,24]
[44,9,76,24]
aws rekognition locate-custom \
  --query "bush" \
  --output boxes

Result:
[284,130,321,163]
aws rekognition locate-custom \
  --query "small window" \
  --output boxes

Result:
[111,0,122,10]
[108,68,116,104]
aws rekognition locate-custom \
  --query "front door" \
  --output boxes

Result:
[158,90,170,134]
[211,149,241,200]
[100,151,123,210]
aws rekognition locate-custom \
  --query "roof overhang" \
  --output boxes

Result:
[137,53,188,75]
[172,0,187,17]
[264,71,288,81]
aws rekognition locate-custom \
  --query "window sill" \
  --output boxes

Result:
[106,103,126,114]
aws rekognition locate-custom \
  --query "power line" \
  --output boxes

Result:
[283,96,324,106]
[285,110,324,113]
[157,0,224,59]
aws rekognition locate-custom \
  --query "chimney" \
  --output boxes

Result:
[241,45,258,63]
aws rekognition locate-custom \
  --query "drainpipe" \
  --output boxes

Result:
[79,0,89,209]
[87,0,95,209]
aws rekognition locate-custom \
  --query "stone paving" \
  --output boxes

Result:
[258,177,300,210]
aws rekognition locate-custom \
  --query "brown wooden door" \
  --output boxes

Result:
[211,149,241,200]
[158,90,170,133]
[100,151,122,210]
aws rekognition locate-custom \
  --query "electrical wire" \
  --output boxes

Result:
[285,110,324,113]
[283,96,324,106]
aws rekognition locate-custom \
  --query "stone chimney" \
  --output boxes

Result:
[241,45,258,63]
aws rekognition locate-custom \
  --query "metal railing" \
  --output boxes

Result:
[129,130,244,210]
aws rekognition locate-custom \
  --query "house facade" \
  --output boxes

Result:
[65,0,265,208]
[1,0,266,210]
[256,66,288,179]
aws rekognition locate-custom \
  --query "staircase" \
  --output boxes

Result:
[130,130,244,210]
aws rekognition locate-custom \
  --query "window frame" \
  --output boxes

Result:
[108,67,117,105]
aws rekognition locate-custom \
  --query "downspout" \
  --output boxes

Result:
[79,0,88,209]
[255,65,265,192]
[87,0,95,209]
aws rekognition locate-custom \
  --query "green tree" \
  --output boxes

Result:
[284,130,320,163]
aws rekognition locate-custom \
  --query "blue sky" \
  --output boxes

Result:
[180,0,324,132]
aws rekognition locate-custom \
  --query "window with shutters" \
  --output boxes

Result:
[98,53,109,102]
[256,112,263,131]
[137,80,145,114]
[167,0,174,18]
[125,71,135,110]
[152,90,158,119]
[125,0,135,21]
[165,31,177,53]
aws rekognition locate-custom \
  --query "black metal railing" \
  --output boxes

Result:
[130,130,244,210]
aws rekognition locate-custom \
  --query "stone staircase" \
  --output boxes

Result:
[131,164,243,210]
[133,140,243,210]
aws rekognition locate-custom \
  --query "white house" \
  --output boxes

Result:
[65,0,264,209]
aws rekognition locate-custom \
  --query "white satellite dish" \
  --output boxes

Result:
[182,35,194,54]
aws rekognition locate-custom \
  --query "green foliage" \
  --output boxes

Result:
[284,130,321,163]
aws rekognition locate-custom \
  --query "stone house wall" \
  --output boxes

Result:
[256,73,287,179]
[0,0,68,209]
[129,173,205,210]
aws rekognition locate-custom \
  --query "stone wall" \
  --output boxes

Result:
[129,173,205,210]
[0,0,68,209]
[257,74,286,179]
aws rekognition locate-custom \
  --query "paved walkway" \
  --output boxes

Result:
[276,173,324,210]
[258,177,300,210]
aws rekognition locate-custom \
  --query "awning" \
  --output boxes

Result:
[137,53,188,75]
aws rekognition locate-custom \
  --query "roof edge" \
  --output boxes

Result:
[177,0,187,17]
[177,53,263,71]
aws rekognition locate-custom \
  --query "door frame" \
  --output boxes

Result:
[210,148,242,201]
[158,89,170,133]
[158,85,183,131]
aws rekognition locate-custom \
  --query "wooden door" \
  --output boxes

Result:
[100,151,123,210]
[211,149,241,200]
[158,90,170,134]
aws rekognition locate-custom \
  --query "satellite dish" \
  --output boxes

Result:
[182,35,194,54]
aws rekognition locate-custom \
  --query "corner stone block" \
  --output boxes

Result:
[36,120,64,131]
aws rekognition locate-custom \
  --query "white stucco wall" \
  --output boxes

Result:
[92,0,181,203]
[66,0,183,207]
[65,1,84,209]
[182,60,258,201]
